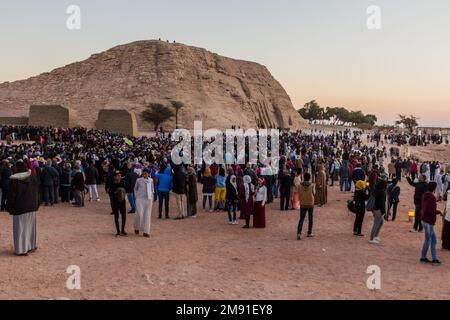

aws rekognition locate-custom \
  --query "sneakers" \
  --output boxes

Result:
[369,239,380,245]
[420,258,431,263]
[233,221,238,225]
[297,234,302,241]
[409,229,418,233]
[307,234,314,238]
[374,237,381,242]
[228,221,233,225]
[432,260,442,265]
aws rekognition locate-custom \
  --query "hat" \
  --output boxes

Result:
[355,180,365,191]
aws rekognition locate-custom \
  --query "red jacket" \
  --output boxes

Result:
[421,192,440,225]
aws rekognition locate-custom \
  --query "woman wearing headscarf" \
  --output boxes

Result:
[315,163,328,207]
[353,180,370,236]
[7,160,40,256]
[186,166,198,218]
[241,175,255,229]
[236,167,246,219]
[254,178,267,228]
[442,189,450,250]
[226,175,239,225]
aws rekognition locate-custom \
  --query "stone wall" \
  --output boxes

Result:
[0,117,29,125]
[29,105,79,128]
[96,109,139,136]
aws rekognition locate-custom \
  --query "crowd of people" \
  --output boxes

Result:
[0,125,449,265]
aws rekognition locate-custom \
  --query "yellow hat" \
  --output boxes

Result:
[356,180,365,191]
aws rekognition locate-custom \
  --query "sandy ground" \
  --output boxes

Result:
[0,178,449,301]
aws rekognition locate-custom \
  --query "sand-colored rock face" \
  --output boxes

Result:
[96,109,139,136]
[0,40,307,131]
[29,105,79,128]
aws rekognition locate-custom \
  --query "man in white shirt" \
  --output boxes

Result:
[134,169,154,238]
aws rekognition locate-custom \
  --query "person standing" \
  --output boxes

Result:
[315,164,327,207]
[71,164,85,207]
[41,159,58,206]
[420,182,442,264]
[226,175,239,225]
[369,174,388,245]
[214,167,227,211]
[386,179,401,221]
[353,180,370,236]
[339,160,350,192]
[297,172,315,240]
[85,161,100,202]
[201,168,216,213]
[134,169,154,238]
[241,175,255,229]
[407,174,428,233]
[279,170,292,211]
[124,166,139,214]
[109,171,128,237]
[442,189,450,250]
[156,166,173,219]
[253,178,267,228]
[186,166,198,218]
[60,162,72,203]
[0,160,12,211]
[173,166,188,220]
[7,161,40,256]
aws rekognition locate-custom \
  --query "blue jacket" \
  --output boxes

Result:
[157,168,173,193]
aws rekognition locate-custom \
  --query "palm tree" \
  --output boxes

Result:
[140,103,174,131]
[170,101,185,129]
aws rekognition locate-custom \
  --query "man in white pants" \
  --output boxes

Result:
[134,169,154,238]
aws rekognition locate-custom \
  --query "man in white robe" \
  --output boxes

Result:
[134,169,154,237]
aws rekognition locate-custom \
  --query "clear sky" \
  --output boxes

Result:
[0,0,449,126]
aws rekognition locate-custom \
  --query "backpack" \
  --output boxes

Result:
[115,187,126,202]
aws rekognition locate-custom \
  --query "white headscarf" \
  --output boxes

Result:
[243,175,254,203]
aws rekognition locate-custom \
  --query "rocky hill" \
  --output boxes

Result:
[0,40,307,131]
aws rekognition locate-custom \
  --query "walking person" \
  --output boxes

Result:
[369,174,388,245]
[353,180,370,236]
[279,170,292,211]
[214,167,227,211]
[297,173,315,240]
[109,171,128,237]
[420,182,442,264]
[315,164,327,207]
[134,169,154,238]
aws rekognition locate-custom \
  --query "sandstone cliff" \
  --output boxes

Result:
[0,40,307,131]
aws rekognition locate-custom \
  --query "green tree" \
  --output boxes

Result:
[395,114,419,133]
[170,100,185,129]
[141,103,174,131]
[298,100,325,123]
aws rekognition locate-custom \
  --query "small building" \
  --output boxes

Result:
[29,105,79,128]
[96,109,139,137]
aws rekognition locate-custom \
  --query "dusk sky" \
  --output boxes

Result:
[0,0,449,126]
